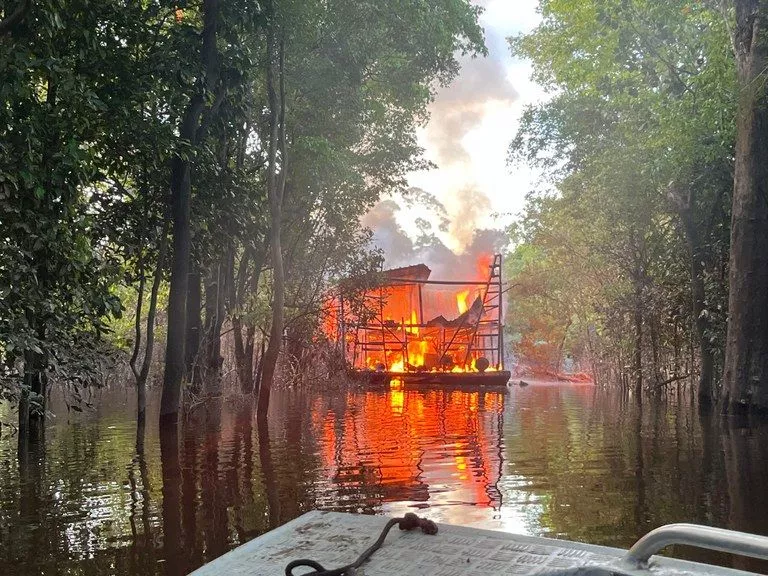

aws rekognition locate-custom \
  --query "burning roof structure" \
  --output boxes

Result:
[324,254,508,384]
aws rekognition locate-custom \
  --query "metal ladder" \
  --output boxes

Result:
[463,254,503,368]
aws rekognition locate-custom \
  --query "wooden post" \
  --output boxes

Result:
[498,254,504,370]
[402,316,408,367]
[418,283,424,327]
[380,286,387,369]
[339,294,346,364]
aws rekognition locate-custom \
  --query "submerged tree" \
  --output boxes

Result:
[509,0,735,396]
[720,0,768,415]
[1,0,490,436]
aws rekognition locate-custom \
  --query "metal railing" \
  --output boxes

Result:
[624,523,768,568]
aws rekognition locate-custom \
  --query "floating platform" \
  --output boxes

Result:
[352,369,512,388]
[190,510,767,576]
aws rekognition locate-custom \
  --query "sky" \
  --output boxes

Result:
[369,0,545,258]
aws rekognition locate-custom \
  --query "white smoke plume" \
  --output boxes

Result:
[447,186,492,251]
[362,196,507,281]
[426,52,518,166]
[362,0,517,271]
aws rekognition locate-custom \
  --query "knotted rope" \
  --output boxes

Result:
[285,513,438,576]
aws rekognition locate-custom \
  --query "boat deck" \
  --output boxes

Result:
[189,511,757,576]
[358,369,512,387]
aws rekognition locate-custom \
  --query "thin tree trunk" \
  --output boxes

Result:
[257,18,287,419]
[20,77,55,436]
[649,318,661,387]
[585,325,599,386]
[129,240,147,382]
[254,336,265,393]
[228,243,267,393]
[671,186,716,406]
[161,0,220,421]
[140,233,168,421]
[202,256,226,392]
[131,229,168,424]
[633,275,643,399]
[229,248,252,392]
[185,263,202,386]
[721,0,768,415]
[24,319,48,437]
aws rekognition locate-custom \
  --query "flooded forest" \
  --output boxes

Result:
[3,1,768,575]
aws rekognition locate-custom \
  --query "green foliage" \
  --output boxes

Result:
[1,0,487,412]
[507,0,735,385]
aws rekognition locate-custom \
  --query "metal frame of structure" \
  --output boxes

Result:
[336,254,505,374]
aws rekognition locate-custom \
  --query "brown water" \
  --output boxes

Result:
[2,382,768,575]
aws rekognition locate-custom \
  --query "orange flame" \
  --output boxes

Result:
[456,290,471,314]
[408,339,429,368]
[406,310,419,336]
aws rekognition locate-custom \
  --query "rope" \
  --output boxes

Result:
[284,512,438,576]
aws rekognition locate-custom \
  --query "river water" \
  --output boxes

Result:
[2,382,768,575]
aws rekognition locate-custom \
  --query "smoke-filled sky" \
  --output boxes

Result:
[365,0,544,268]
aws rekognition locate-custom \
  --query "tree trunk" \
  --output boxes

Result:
[649,318,661,388]
[131,230,168,425]
[673,188,716,406]
[254,337,265,393]
[161,0,220,421]
[185,263,202,385]
[20,319,48,437]
[721,0,768,415]
[633,273,643,399]
[227,243,267,394]
[202,256,226,391]
[257,18,287,419]
[162,144,196,420]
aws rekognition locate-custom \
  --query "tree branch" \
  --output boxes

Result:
[655,373,692,388]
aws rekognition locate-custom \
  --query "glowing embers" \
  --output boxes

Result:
[375,353,497,374]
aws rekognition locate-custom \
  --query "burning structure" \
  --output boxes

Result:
[324,254,510,386]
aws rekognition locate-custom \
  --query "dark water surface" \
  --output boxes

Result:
[2,383,768,575]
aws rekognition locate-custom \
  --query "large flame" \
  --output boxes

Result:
[406,310,419,335]
[456,290,471,314]
[332,253,500,374]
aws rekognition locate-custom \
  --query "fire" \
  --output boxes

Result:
[456,290,471,314]
[475,253,493,279]
[329,252,504,375]
[409,339,428,367]
[406,310,419,335]
[376,353,497,374]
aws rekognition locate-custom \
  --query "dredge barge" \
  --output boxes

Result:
[324,254,511,387]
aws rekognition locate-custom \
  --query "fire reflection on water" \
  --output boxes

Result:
[313,388,505,522]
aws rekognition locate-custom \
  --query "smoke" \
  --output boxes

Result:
[362,0,517,267]
[447,186,492,251]
[416,7,518,252]
[362,197,507,280]
[426,53,518,165]
[360,200,415,268]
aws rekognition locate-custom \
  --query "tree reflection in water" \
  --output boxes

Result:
[2,384,768,575]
